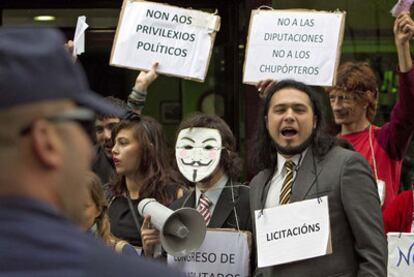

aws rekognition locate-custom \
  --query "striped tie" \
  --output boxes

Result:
[279,160,295,205]
[197,194,211,225]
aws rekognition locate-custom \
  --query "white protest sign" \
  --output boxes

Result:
[255,196,331,268]
[387,232,414,276]
[110,0,221,82]
[167,229,251,277]
[73,16,88,57]
[243,9,345,86]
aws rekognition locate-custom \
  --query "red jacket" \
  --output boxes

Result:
[383,189,413,233]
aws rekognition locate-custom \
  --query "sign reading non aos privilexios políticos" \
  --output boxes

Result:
[110,0,221,82]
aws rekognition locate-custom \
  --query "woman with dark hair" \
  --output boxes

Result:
[81,171,138,255]
[107,112,183,250]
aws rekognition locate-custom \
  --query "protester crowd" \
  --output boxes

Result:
[1,7,414,277]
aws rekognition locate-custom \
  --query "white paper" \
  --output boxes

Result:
[255,196,331,268]
[73,16,88,56]
[167,230,251,277]
[387,232,414,276]
[391,0,414,17]
[243,10,345,86]
[110,1,220,81]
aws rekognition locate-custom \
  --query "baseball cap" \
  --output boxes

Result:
[0,27,124,117]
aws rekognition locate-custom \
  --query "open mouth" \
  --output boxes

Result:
[281,127,298,138]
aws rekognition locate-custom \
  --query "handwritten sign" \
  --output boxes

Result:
[110,0,221,82]
[167,229,251,277]
[387,232,414,276]
[243,9,345,86]
[255,196,331,268]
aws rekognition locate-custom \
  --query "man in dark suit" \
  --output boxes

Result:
[0,27,182,277]
[141,114,251,256]
[249,80,387,276]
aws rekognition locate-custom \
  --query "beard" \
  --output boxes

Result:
[274,131,315,156]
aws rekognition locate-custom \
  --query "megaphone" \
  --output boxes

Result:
[138,198,206,257]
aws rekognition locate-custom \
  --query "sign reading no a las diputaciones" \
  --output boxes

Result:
[243,9,345,86]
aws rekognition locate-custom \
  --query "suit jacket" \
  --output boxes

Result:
[170,180,252,232]
[250,146,387,277]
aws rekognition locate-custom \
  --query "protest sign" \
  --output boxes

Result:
[167,229,252,277]
[254,196,331,268]
[387,232,414,276]
[243,9,345,86]
[110,0,220,82]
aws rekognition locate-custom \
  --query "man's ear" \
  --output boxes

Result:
[31,120,64,169]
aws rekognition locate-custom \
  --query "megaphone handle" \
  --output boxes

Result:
[127,193,142,233]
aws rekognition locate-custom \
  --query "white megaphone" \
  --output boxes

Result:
[137,198,206,257]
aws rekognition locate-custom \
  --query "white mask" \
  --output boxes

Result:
[176,128,222,183]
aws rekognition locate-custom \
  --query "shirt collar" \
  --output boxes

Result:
[195,174,229,207]
[275,148,308,176]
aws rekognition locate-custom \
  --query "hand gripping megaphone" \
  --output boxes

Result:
[138,198,206,257]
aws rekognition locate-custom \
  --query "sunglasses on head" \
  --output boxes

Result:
[20,107,96,137]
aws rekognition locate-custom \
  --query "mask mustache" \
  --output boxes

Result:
[181,159,213,167]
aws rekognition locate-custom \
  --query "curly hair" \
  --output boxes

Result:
[328,62,378,122]
[176,113,242,180]
[110,114,180,206]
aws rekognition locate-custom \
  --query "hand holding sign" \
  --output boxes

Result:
[394,12,414,46]
[134,62,159,92]
[256,79,276,99]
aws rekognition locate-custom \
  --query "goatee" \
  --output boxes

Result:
[274,132,314,156]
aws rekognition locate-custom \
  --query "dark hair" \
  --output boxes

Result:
[328,62,378,122]
[253,79,336,171]
[110,114,180,205]
[177,113,242,180]
[96,96,129,120]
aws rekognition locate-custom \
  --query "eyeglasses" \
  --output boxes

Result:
[20,107,96,137]
[328,93,355,104]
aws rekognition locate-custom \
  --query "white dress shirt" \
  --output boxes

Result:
[265,150,307,208]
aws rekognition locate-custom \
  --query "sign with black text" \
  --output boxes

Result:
[243,9,345,86]
[387,232,414,276]
[167,229,252,277]
[255,196,331,268]
[110,0,221,82]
